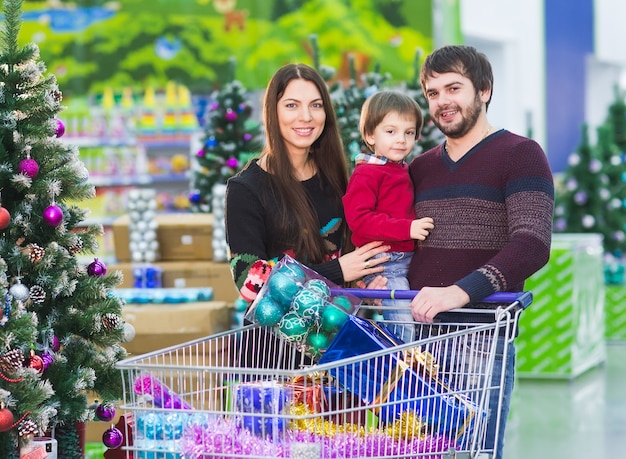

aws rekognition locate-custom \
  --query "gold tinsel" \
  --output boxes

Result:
[289,403,426,440]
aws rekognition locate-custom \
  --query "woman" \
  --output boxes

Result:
[225,63,389,307]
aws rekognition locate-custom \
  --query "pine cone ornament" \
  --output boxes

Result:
[26,243,45,263]
[18,419,38,439]
[102,313,122,331]
[28,285,46,304]
[0,349,24,373]
[50,88,63,103]
[68,237,83,255]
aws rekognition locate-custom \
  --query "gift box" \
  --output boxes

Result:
[232,381,292,439]
[244,254,361,359]
[318,315,481,441]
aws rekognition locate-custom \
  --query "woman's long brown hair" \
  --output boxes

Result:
[260,63,349,263]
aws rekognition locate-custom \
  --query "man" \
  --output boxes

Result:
[408,45,554,459]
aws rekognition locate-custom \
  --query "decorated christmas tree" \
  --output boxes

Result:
[0,0,127,456]
[403,48,444,160]
[607,84,626,151]
[189,57,263,213]
[553,122,626,256]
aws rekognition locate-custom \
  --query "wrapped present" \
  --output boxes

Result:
[233,381,292,438]
[318,315,482,441]
[245,254,361,359]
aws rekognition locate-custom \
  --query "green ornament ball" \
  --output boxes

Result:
[331,295,354,312]
[273,262,306,284]
[276,312,309,343]
[304,279,330,300]
[291,288,325,320]
[321,303,349,333]
[267,271,301,311]
[306,331,330,355]
[254,296,285,327]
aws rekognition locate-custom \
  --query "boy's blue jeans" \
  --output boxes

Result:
[364,251,415,343]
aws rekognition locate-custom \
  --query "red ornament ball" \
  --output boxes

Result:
[28,353,44,374]
[18,158,39,178]
[95,403,116,422]
[43,205,63,226]
[0,407,15,432]
[102,426,123,449]
[0,206,10,230]
[55,118,65,137]
[87,258,107,277]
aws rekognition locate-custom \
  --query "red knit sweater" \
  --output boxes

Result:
[343,160,416,252]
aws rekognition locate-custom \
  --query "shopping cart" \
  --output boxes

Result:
[115,289,531,459]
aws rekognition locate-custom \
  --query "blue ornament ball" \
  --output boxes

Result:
[321,304,349,333]
[276,312,309,343]
[291,288,325,320]
[254,295,285,327]
[304,279,330,300]
[188,191,202,204]
[266,272,301,310]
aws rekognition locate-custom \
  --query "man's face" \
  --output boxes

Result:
[423,71,488,139]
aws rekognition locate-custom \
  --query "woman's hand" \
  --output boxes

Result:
[338,241,391,283]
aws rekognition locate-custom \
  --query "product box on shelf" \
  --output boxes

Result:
[112,213,214,262]
[110,260,238,303]
[121,300,232,355]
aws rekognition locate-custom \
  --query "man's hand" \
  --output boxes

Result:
[410,285,470,323]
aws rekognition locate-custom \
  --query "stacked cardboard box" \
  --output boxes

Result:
[110,212,239,303]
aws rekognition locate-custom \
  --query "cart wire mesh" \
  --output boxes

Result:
[116,292,530,459]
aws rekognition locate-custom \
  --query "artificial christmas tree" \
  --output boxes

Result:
[189,57,263,213]
[0,0,127,456]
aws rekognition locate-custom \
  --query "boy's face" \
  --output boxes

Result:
[365,110,417,162]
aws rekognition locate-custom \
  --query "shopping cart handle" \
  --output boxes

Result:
[332,289,533,309]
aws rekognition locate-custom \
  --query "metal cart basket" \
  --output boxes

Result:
[115,290,531,459]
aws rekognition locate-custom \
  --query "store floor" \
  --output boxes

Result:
[503,342,626,459]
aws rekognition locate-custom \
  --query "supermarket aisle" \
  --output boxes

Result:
[504,343,626,459]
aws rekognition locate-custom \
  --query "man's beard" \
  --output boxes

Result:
[433,92,482,139]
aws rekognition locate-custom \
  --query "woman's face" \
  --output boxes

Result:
[277,78,326,156]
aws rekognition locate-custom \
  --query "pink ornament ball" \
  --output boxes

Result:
[102,426,123,449]
[18,158,39,178]
[41,352,54,371]
[87,258,107,277]
[226,157,238,168]
[196,148,205,157]
[43,205,64,226]
[225,109,238,122]
[51,335,61,352]
[55,118,65,137]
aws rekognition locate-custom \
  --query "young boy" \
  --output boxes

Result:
[343,90,434,342]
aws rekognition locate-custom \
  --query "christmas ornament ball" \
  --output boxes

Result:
[9,283,30,301]
[254,295,285,327]
[43,205,64,226]
[331,295,354,311]
[0,206,10,229]
[0,407,15,432]
[96,403,116,422]
[18,158,39,178]
[87,258,107,276]
[273,262,306,284]
[306,331,329,354]
[123,322,136,342]
[304,279,330,300]
[276,312,309,343]
[102,426,124,449]
[41,352,54,371]
[55,118,66,137]
[51,335,61,352]
[266,272,301,310]
[28,353,44,373]
[291,288,325,320]
[321,304,349,333]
